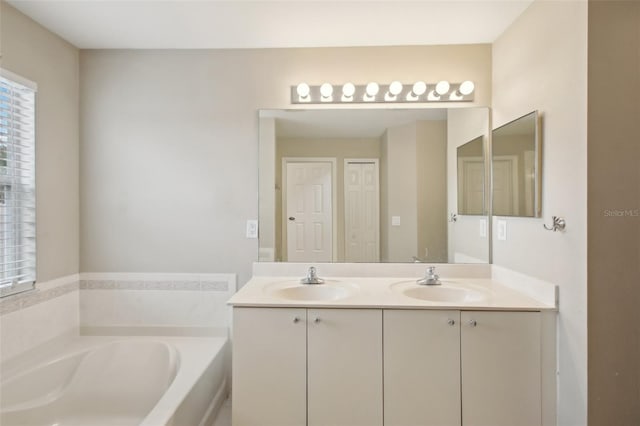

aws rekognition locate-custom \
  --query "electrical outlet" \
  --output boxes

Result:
[246,220,258,239]
[391,216,401,226]
[497,220,507,241]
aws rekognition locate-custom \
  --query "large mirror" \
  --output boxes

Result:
[259,107,490,263]
[492,111,541,217]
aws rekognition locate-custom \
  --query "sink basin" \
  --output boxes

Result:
[403,286,485,303]
[265,280,358,301]
[273,285,349,301]
[391,281,487,303]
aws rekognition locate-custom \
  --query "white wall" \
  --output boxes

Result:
[0,3,80,282]
[492,1,588,425]
[447,108,490,263]
[0,276,79,363]
[80,45,492,285]
[79,273,235,333]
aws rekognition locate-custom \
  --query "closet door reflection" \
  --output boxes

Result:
[344,159,379,262]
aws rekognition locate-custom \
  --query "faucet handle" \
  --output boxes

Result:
[417,266,441,285]
[301,266,324,284]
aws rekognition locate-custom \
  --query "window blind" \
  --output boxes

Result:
[0,70,36,298]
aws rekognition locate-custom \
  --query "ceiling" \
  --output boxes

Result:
[7,0,533,49]
[262,108,450,138]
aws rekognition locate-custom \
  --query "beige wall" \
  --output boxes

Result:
[80,45,491,285]
[587,1,640,425]
[380,131,390,262]
[381,123,418,262]
[492,1,588,425]
[258,117,276,261]
[416,120,447,262]
[0,2,79,282]
[275,137,381,262]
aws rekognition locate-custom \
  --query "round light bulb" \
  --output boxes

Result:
[412,81,427,96]
[435,80,450,96]
[366,82,380,97]
[389,81,403,96]
[320,83,333,98]
[342,82,356,98]
[458,80,475,96]
[296,83,310,98]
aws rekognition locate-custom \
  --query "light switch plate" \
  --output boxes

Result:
[392,216,401,226]
[497,219,507,241]
[246,220,258,239]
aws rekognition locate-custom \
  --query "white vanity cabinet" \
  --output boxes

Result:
[460,311,541,426]
[232,307,307,426]
[232,307,383,426]
[384,309,462,426]
[384,310,543,426]
[307,308,383,426]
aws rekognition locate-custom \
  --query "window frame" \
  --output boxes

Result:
[0,69,37,298]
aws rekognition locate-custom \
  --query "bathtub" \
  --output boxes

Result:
[0,335,229,426]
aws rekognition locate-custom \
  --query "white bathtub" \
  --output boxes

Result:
[0,335,228,426]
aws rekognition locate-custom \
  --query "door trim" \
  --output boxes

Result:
[282,157,338,262]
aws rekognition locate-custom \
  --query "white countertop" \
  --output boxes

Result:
[227,275,556,311]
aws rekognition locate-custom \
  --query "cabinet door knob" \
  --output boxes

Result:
[447,319,456,326]
[468,319,477,327]
[314,317,321,323]
[293,317,300,323]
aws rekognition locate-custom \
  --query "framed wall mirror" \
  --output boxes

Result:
[492,111,541,217]
[259,107,490,264]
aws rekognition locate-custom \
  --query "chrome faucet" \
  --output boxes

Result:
[300,266,325,285]
[417,266,441,286]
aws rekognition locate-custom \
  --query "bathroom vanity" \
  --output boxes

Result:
[228,266,557,426]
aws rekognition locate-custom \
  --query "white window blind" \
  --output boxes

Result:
[0,70,36,298]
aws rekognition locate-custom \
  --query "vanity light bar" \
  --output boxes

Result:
[292,81,474,104]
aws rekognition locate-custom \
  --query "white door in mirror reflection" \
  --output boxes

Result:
[285,162,333,262]
[345,160,380,262]
[493,156,519,216]
[457,157,484,215]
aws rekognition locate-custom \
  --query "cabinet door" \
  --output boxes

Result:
[461,311,541,426]
[384,310,461,426]
[232,307,307,426]
[307,308,383,426]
